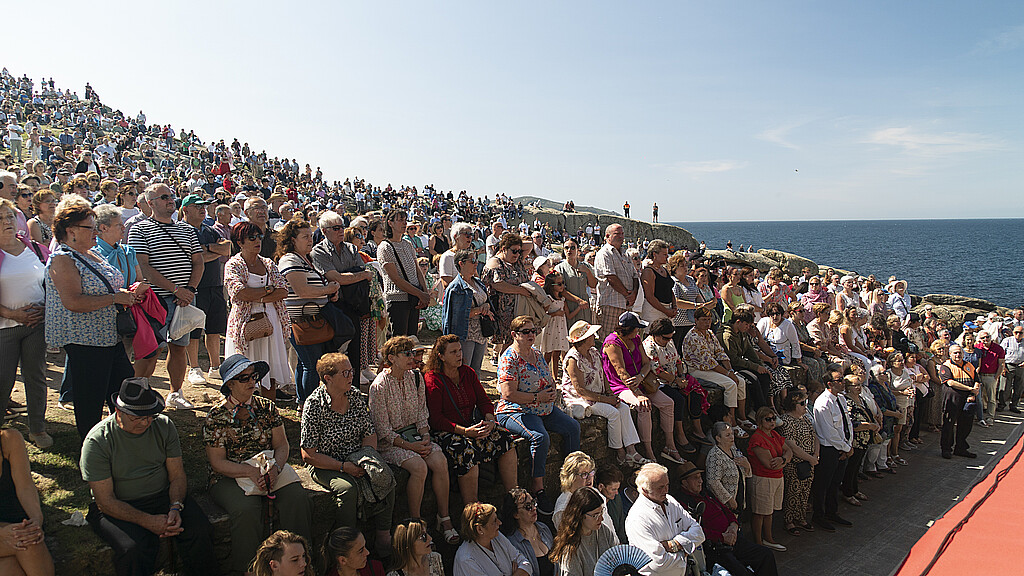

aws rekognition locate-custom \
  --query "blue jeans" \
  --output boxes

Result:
[461,339,486,375]
[498,408,580,479]
[289,335,327,408]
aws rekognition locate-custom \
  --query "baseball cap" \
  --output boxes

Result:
[180,194,212,208]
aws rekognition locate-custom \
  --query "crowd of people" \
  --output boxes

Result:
[2,69,1023,576]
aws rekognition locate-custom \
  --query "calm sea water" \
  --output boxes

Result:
[668,219,1024,308]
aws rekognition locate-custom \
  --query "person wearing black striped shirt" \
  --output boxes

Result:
[128,184,203,410]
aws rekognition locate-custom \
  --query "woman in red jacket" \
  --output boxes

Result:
[424,334,519,505]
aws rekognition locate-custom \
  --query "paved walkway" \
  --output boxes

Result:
[772,411,1024,576]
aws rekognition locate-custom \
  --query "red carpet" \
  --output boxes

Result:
[894,431,1024,576]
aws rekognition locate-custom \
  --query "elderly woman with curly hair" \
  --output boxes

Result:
[225,221,293,400]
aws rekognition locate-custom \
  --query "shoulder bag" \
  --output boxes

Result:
[292,302,335,345]
[70,251,137,337]
[244,274,274,341]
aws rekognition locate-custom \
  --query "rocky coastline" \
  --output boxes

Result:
[518,203,1013,332]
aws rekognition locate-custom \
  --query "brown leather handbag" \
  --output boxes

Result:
[291,302,335,345]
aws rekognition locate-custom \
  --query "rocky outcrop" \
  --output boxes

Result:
[922,294,999,311]
[520,206,698,251]
[703,249,782,273]
[757,249,818,277]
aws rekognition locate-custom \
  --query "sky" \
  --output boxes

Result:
[7,1,1023,221]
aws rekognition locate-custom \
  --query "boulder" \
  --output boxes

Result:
[520,207,699,251]
[757,249,818,277]
[922,294,998,311]
[818,264,857,277]
[703,250,782,273]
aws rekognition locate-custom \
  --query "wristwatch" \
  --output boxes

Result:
[185,286,197,294]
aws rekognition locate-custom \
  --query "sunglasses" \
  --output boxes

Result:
[234,371,259,383]
[519,500,537,511]
[395,350,415,358]
[516,328,539,335]
[155,194,174,201]
[18,192,31,198]
[510,249,522,254]
[246,233,264,242]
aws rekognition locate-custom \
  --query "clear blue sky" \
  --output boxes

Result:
[8,1,1023,221]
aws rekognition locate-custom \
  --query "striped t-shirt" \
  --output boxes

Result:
[127,218,201,298]
[278,252,329,320]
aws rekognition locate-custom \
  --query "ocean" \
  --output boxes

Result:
[668,219,1023,309]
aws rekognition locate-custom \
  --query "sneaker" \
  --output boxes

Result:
[28,432,54,449]
[535,490,554,516]
[166,391,195,410]
[208,367,222,381]
[187,367,207,385]
[761,542,787,552]
[58,401,74,411]
[977,419,991,428]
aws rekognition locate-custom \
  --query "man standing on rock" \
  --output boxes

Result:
[594,224,638,339]
[623,201,630,218]
[652,202,659,223]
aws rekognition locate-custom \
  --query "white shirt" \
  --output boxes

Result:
[813,389,853,452]
[453,533,531,576]
[1001,336,1024,365]
[625,493,704,575]
[756,317,802,362]
[485,234,501,260]
[0,247,46,330]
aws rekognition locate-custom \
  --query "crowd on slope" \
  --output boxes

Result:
[3,69,1023,576]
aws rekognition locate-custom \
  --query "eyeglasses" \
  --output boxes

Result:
[73,182,88,188]
[518,500,537,511]
[327,225,344,232]
[155,194,174,201]
[395,350,415,358]
[333,369,354,378]
[581,470,596,479]
[72,224,97,232]
[234,371,259,383]
[510,249,522,254]
[551,281,564,286]
[585,507,605,520]
[516,328,539,335]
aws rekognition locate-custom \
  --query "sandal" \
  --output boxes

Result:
[628,453,654,466]
[437,515,460,545]
[786,525,801,536]
[660,450,685,464]
[801,522,815,532]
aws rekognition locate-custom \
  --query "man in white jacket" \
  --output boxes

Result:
[626,463,705,575]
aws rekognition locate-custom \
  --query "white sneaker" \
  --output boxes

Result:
[167,391,195,410]
[187,368,207,385]
[208,367,222,381]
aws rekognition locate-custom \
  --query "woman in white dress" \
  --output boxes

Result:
[224,221,293,400]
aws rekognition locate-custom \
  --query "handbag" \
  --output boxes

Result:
[292,302,335,345]
[244,274,274,341]
[70,251,138,337]
[396,424,423,444]
[795,460,813,480]
[479,315,497,338]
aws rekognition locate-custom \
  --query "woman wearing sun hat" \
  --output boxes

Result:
[202,353,312,574]
[560,319,648,467]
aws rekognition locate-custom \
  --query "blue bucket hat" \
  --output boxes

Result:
[219,354,270,395]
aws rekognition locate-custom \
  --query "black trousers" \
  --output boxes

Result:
[387,299,420,337]
[811,445,847,518]
[841,447,866,497]
[672,325,694,356]
[941,393,974,454]
[65,342,134,440]
[87,493,216,576]
[707,535,779,576]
